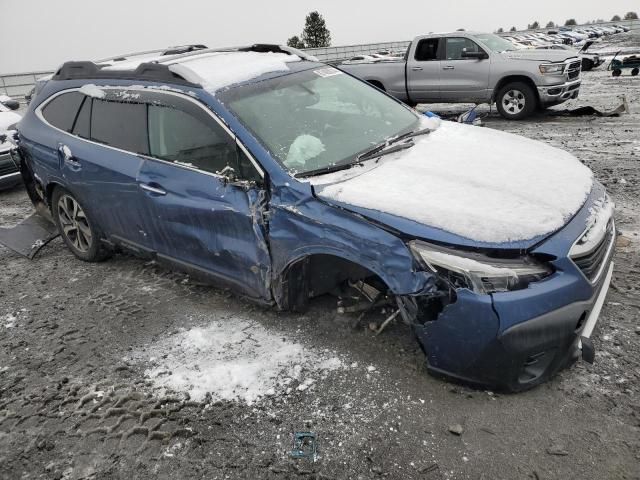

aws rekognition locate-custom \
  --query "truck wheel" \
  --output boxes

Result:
[632,68,639,76]
[496,82,537,120]
[52,187,111,262]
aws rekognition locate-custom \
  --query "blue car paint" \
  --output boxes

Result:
[17,68,612,391]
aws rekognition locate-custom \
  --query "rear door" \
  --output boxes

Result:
[136,91,271,300]
[440,37,492,103]
[406,37,442,102]
[39,89,149,249]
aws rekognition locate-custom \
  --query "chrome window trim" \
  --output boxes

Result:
[35,86,265,181]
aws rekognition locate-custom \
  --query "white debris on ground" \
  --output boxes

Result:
[2,313,17,328]
[78,84,106,99]
[168,51,300,93]
[138,316,345,404]
[312,121,593,243]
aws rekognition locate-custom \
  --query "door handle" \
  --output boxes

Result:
[140,183,167,196]
[58,143,80,166]
[442,66,455,70]
[411,66,423,71]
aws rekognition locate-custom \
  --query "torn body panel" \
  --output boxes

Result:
[267,181,438,309]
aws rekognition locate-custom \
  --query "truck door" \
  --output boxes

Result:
[406,37,441,102]
[440,37,492,103]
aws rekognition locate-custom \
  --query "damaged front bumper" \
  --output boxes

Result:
[408,224,615,392]
[537,79,581,105]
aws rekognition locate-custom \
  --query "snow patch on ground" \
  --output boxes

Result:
[312,121,593,243]
[79,84,106,99]
[138,316,345,404]
[2,313,17,328]
[168,51,300,93]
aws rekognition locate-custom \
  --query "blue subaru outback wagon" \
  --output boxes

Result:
[16,45,615,391]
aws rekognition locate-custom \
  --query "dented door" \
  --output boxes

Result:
[137,158,271,300]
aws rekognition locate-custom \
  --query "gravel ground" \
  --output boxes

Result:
[1,33,639,480]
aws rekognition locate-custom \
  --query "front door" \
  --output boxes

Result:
[439,37,492,103]
[136,90,271,300]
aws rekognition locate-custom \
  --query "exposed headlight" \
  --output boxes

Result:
[409,241,553,295]
[539,63,566,74]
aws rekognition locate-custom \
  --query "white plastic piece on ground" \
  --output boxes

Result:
[79,84,106,99]
[311,121,593,243]
[141,317,344,404]
[168,51,300,93]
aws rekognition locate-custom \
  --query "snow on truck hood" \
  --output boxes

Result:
[311,121,593,244]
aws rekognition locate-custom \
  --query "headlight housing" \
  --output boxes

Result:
[409,241,553,295]
[539,63,566,74]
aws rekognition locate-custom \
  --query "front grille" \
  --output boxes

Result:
[0,151,19,177]
[571,220,614,282]
[567,61,581,80]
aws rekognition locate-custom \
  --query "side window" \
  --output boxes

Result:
[72,97,91,138]
[41,92,84,132]
[444,37,483,60]
[414,38,440,61]
[147,98,261,182]
[91,99,148,154]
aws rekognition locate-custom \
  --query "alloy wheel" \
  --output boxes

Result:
[57,194,92,253]
[502,89,526,115]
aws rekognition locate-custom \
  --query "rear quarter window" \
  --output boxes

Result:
[41,92,84,132]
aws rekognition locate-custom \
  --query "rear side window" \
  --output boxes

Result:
[91,99,148,154]
[72,97,91,138]
[148,103,235,174]
[414,38,440,61]
[42,92,84,132]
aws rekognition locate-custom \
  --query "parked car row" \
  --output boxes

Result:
[0,95,22,190]
[502,24,629,51]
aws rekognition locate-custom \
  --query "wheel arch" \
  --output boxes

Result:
[492,75,540,103]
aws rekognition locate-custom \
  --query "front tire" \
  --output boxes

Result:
[51,187,111,262]
[495,82,537,120]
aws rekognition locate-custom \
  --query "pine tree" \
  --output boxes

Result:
[528,21,540,29]
[611,15,621,21]
[624,11,638,20]
[564,18,577,26]
[509,26,517,32]
[287,36,305,49]
[301,11,332,48]
[497,27,504,33]
[545,21,555,28]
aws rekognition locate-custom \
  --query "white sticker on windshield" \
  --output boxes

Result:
[313,67,343,78]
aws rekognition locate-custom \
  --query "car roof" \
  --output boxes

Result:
[51,45,322,94]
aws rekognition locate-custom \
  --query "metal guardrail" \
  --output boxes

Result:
[1,19,637,102]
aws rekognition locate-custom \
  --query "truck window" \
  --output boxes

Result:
[414,38,440,61]
[444,37,483,60]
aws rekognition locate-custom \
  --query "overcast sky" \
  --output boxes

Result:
[2,0,638,74]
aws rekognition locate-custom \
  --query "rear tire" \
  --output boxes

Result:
[51,187,111,262]
[632,68,639,76]
[495,82,537,120]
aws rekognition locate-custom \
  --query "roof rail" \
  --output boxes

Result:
[95,44,209,64]
[51,61,201,87]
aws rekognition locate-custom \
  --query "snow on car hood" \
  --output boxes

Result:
[310,121,593,244]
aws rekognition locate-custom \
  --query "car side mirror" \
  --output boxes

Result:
[1,99,20,110]
[461,50,488,60]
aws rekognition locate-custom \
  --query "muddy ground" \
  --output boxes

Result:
[1,33,639,480]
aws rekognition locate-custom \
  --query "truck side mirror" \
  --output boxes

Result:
[1,99,20,110]
[461,50,488,60]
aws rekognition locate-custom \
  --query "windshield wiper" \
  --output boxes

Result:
[387,126,433,145]
[295,161,363,178]
[357,140,416,162]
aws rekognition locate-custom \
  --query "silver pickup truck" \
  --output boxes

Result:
[340,32,582,119]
